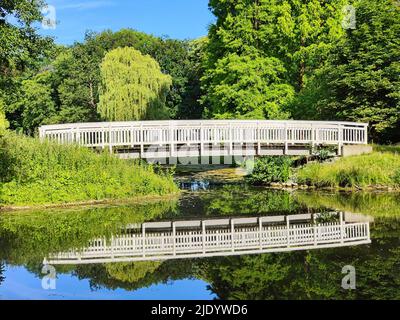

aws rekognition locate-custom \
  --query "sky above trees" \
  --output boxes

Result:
[39,0,215,44]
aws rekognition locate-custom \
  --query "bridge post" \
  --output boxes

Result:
[259,218,263,250]
[338,124,343,156]
[142,224,146,257]
[101,128,105,150]
[169,124,174,158]
[202,221,206,254]
[231,220,235,252]
[76,127,81,146]
[313,214,318,246]
[108,125,113,154]
[257,121,261,156]
[286,216,290,247]
[130,125,135,148]
[284,123,289,155]
[340,212,344,244]
[140,124,144,155]
[172,222,176,256]
[229,122,233,156]
[311,124,315,153]
[200,122,204,157]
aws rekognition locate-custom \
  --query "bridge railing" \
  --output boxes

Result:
[45,214,371,264]
[39,120,368,153]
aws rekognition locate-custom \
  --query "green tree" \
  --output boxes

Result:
[98,47,172,121]
[293,0,400,143]
[47,30,202,123]
[202,0,347,119]
[176,38,207,119]
[202,53,293,119]
[0,0,50,73]
[0,0,54,131]
[8,71,56,134]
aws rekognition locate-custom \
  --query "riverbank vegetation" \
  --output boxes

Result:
[246,149,400,191]
[296,152,400,190]
[0,131,178,207]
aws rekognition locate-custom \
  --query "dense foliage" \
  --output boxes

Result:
[246,156,293,185]
[0,131,178,206]
[291,0,400,143]
[1,1,398,144]
[201,0,347,119]
[2,28,204,133]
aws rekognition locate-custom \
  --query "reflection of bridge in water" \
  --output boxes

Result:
[45,213,371,265]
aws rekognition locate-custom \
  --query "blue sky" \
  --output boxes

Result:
[39,0,216,45]
[0,266,216,300]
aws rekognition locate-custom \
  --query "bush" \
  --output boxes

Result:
[246,156,293,185]
[0,131,178,206]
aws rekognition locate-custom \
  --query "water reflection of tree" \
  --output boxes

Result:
[0,199,178,266]
[197,186,309,216]
[295,192,400,218]
[73,259,196,292]
[69,218,399,300]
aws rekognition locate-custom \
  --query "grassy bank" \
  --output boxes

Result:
[296,152,400,190]
[0,131,178,207]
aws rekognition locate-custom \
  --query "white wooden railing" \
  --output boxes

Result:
[39,120,368,157]
[45,213,371,265]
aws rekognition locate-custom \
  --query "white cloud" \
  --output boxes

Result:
[56,1,116,11]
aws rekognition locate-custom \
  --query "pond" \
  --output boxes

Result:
[0,178,399,300]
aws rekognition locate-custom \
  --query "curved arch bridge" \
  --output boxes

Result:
[39,120,369,160]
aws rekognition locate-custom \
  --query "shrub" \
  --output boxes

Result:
[246,156,293,185]
[0,131,178,206]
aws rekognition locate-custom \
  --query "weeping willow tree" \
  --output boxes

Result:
[98,47,172,121]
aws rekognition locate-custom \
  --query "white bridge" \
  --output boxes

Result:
[39,120,368,159]
[45,213,371,265]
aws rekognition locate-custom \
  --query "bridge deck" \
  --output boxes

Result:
[39,120,368,159]
[45,213,371,265]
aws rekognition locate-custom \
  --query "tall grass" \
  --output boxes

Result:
[0,131,178,206]
[296,152,400,189]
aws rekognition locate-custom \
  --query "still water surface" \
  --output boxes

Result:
[0,183,399,300]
